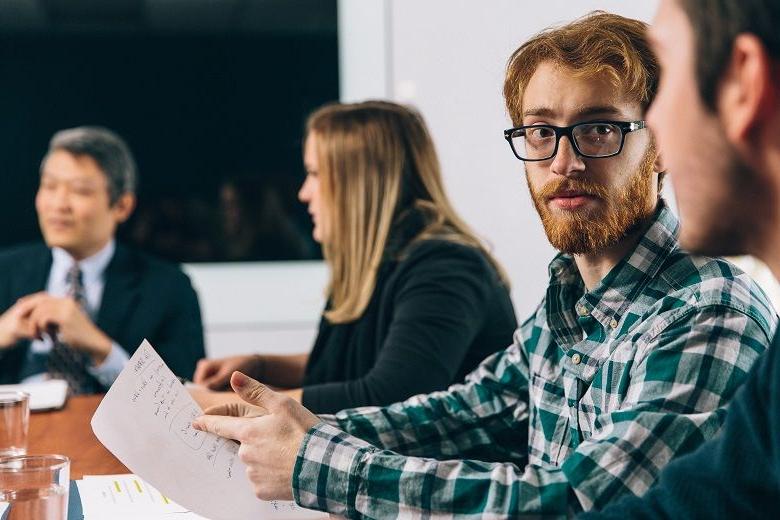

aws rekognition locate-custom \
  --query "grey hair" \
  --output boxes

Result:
[42,126,137,204]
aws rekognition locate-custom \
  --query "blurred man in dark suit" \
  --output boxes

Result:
[0,126,205,392]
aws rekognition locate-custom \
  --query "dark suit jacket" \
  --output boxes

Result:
[0,242,205,384]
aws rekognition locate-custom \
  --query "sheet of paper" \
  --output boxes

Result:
[0,380,68,411]
[91,340,327,520]
[77,474,195,518]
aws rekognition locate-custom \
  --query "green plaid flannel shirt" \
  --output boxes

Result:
[292,204,777,518]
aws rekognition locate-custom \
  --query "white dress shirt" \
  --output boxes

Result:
[22,239,130,387]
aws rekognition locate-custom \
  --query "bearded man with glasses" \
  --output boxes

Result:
[189,12,777,517]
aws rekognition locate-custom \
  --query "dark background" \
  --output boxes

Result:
[0,0,338,262]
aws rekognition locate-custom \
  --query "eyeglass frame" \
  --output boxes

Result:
[503,120,646,162]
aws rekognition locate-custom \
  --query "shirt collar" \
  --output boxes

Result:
[546,201,679,335]
[52,239,116,285]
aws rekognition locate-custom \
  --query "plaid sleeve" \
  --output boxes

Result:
[293,423,573,518]
[319,334,530,461]
[292,306,769,517]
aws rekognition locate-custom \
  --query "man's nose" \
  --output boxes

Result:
[549,136,586,178]
[47,186,72,209]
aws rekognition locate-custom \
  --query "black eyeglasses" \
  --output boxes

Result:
[503,120,646,162]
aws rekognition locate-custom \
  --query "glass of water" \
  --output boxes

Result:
[0,392,30,456]
[0,455,70,520]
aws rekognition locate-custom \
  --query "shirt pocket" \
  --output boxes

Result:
[527,372,571,466]
[579,356,636,435]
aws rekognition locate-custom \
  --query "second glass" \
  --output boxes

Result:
[0,454,70,520]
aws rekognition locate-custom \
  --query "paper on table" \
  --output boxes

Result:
[0,380,68,411]
[76,474,192,518]
[91,340,327,520]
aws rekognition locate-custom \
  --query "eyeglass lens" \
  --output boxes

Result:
[511,122,623,160]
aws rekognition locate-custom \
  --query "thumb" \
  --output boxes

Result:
[230,371,284,411]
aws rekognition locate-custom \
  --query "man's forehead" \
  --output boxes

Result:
[521,62,641,120]
[41,157,106,184]
[521,98,641,123]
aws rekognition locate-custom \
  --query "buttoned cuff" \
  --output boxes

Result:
[292,423,374,517]
[87,342,129,388]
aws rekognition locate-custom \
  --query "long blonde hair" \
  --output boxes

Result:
[307,100,506,324]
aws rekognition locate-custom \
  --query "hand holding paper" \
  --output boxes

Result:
[91,340,326,520]
[192,371,320,501]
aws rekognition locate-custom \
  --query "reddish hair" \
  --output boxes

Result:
[503,11,659,125]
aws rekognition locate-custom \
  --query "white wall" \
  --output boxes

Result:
[338,0,660,320]
[184,262,327,358]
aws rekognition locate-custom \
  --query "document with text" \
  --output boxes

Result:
[91,340,327,520]
[76,474,197,518]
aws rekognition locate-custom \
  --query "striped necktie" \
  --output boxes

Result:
[47,263,98,394]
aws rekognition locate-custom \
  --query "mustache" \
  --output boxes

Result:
[535,178,609,200]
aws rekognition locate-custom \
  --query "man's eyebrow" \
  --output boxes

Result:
[522,107,556,119]
[522,105,627,121]
[572,106,625,119]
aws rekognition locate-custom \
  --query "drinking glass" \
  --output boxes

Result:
[0,454,70,520]
[0,392,29,456]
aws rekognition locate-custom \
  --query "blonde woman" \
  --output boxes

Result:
[193,101,516,413]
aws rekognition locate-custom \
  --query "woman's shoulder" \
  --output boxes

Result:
[384,238,513,317]
[396,238,500,279]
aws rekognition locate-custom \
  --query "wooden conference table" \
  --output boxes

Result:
[27,394,127,479]
[27,395,337,519]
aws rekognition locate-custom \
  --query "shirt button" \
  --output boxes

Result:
[571,353,582,365]
[577,305,589,317]
[610,318,619,329]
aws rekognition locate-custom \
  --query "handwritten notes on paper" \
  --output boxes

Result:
[91,340,326,520]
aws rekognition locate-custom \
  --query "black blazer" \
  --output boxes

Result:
[0,242,205,384]
[302,238,518,414]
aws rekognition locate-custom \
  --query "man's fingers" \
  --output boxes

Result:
[202,402,244,417]
[29,304,58,331]
[203,401,268,418]
[15,292,49,305]
[12,299,37,316]
[230,371,285,411]
[12,293,48,317]
[194,361,232,389]
[28,304,62,343]
[15,293,55,317]
[191,414,248,441]
[193,360,217,385]
[204,373,231,390]
[28,305,48,330]
[202,369,231,390]
[19,318,37,339]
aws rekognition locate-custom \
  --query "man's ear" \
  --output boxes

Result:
[112,193,136,224]
[717,34,775,144]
